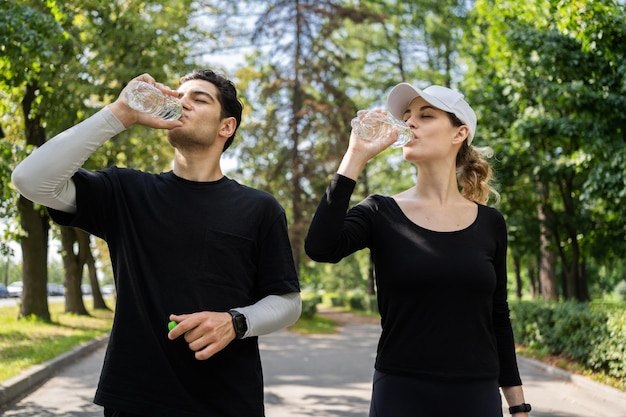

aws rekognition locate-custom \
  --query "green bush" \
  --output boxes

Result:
[510,301,626,380]
[366,295,379,314]
[322,292,346,307]
[587,307,626,379]
[348,293,366,311]
[300,294,322,319]
[615,280,626,301]
[346,293,378,314]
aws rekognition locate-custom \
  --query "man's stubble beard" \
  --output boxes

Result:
[167,129,214,152]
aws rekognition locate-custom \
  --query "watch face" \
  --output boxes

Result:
[231,311,247,338]
[235,315,246,331]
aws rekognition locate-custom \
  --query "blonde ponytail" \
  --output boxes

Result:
[456,144,500,205]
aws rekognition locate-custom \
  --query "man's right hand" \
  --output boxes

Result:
[109,73,183,130]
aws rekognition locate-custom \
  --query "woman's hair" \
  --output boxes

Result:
[447,113,500,205]
[179,69,243,152]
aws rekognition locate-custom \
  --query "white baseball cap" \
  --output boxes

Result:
[387,83,477,144]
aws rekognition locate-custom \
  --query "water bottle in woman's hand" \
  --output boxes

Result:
[350,110,412,148]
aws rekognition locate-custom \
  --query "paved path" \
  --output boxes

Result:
[2,311,626,417]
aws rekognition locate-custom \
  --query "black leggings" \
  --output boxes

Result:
[369,370,503,417]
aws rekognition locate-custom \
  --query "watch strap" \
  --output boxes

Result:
[509,403,532,414]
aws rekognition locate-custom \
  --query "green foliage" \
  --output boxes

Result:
[0,142,20,220]
[0,0,68,87]
[0,257,22,285]
[300,293,322,319]
[323,290,379,315]
[511,301,626,380]
[289,313,337,335]
[299,250,372,292]
[588,309,626,380]
[323,292,346,307]
[466,0,626,300]
[347,293,366,311]
[615,281,626,302]
[347,293,379,314]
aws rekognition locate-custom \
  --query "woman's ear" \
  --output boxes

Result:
[219,117,237,138]
[452,125,470,145]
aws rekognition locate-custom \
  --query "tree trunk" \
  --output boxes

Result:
[559,249,589,302]
[77,229,110,310]
[17,196,51,320]
[537,198,558,300]
[578,260,589,302]
[60,227,89,316]
[17,81,51,320]
[556,175,589,302]
[513,255,522,299]
[527,257,538,298]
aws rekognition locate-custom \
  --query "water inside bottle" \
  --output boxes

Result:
[124,81,182,121]
[351,111,412,148]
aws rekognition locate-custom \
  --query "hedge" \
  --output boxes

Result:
[301,294,322,319]
[510,301,626,381]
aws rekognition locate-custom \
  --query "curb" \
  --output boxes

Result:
[0,334,109,407]
[517,355,626,397]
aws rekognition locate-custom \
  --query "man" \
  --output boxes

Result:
[12,69,301,417]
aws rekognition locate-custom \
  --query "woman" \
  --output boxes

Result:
[305,83,531,417]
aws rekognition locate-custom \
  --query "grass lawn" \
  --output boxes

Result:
[0,301,114,384]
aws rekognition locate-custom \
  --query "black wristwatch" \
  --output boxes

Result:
[509,403,532,414]
[228,310,248,339]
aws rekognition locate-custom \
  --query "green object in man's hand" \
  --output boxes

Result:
[168,320,177,332]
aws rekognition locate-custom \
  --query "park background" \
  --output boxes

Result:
[1,0,625,390]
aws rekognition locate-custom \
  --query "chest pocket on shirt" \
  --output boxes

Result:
[193,228,257,302]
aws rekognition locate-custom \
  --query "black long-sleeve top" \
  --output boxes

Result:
[305,174,522,386]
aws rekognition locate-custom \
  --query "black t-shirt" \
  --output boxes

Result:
[305,174,522,387]
[49,167,300,417]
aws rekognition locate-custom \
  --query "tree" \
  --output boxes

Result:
[467,0,626,301]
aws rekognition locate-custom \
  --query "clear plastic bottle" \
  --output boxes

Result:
[350,110,412,148]
[123,80,183,121]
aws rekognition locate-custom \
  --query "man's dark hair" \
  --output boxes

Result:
[180,69,243,152]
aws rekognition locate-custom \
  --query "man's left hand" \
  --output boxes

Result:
[168,311,236,360]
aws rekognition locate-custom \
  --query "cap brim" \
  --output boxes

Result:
[387,83,455,120]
